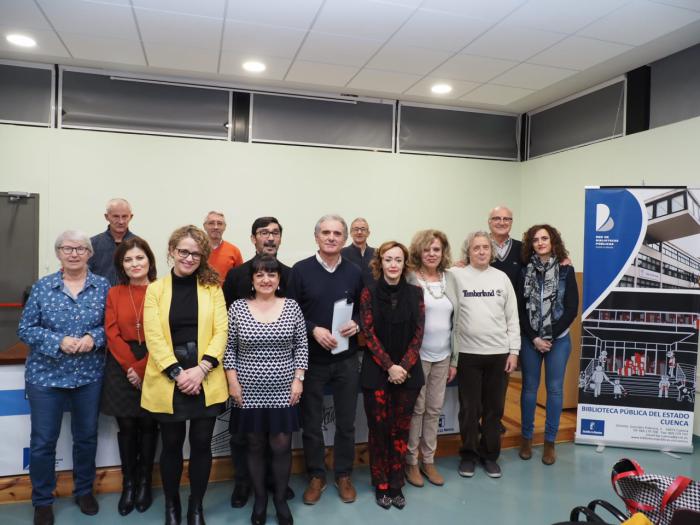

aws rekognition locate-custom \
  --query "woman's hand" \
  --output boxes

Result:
[60,336,79,354]
[75,334,94,353]
[388,364,407,384]
[533,337,552,353]
[126,367,142,390]
[176,367,204,395]
[505,354,519,373]
[447,366,457,383]
[229,380,243,406]
[290,378,303,405]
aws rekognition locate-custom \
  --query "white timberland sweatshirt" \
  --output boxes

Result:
[450,265,520,365]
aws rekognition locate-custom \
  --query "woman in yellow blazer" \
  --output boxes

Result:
[142,225,227,525]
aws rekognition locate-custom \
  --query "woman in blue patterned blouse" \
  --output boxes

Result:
[18,230,110,525]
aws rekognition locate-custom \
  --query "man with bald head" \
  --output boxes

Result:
[89,198,136,285]
[488,206,523,288]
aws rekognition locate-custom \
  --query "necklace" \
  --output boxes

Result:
[418,269,446,299]
[127,285,146,344]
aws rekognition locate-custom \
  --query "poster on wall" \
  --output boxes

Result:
[576,187,700,453]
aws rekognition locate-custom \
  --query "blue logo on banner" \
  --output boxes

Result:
[583,189,643,312]
[23,447,30,470]
[581,419,605,436]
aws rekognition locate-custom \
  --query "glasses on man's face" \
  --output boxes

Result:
[351,227,368,233]
[176,249,203,261]
[255,229,281,238]
[489,216,513,223]
[59,246,89,255]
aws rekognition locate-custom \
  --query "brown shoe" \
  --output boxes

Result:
[420,462,444,486]
[335,476,357,503]
[405,463,424,487]
[519,438,533,460]
[542,441,556,465]
[302,477,326,505]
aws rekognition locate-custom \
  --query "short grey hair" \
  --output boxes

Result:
[461,230,495,264]
[106,198,132,214]
[488,205,513,219]
[203,210,226,224]
[54,230,93,254]
[350,217,369,227]
[314,214,348,239]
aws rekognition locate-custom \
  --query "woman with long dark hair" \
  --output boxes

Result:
[517,224,578,465]
[102,236,159,515]
[360,241,424,510]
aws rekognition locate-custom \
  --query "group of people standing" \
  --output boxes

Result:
[18,199,579,525]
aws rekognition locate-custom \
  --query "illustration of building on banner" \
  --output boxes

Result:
[579,291,698,411]
[618,189,700,290]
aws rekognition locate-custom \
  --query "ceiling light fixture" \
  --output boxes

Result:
[431,83,452,95]
[242,61,266,73]
[6,34,37,48]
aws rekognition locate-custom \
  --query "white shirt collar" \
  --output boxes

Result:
[316,252,342,273]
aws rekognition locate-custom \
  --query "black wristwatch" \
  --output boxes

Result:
[169,366,184,380]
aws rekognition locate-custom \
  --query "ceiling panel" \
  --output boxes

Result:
[348,68,422,93]
[503,0,628,33]
[61,33,145,65]
[297,32,383,67]
[460,83,534,105]
[285,60,358,86]
[432,53,518,82]
[492,62,577,90]
[222,20,306,58]
[649,0,700,11]
[579,0,700,46]
[390,9,493,51]
[0,23,70,57]
[131,0,226,18]
[403,77,481,98]
[313,0,414,40]
[529,36,633,71]
[420,0,527,21]
[0,0,54,30]
[219,52,291,79]
[226,0,323,30]
[135,8,223,49]
[37,0,139,39]
[145,43,219,73]
[463,24,566,61]
[367,44,451,75]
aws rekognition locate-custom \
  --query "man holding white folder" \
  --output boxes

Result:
[287,214,363,506]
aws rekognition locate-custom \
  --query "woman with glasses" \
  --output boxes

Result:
[224,255,308,525]
[360,241,424,510]
[516,224,578,465]
[404,230,459,488]
[101,237,159,515]
[18,230,110,525]
[142,225,228,525]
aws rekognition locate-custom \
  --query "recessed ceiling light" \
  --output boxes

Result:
[431,83,452,95]
[6,34,36,48]
[242,61,266,73]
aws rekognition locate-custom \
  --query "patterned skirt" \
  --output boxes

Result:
[100,351,147,418]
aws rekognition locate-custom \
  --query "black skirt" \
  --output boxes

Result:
[229,406,300,434]
[150,388,225,423]
[101,351,149,418]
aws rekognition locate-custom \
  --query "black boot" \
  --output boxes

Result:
[187,496,205,525]
[273,497,293,525]
[117,431,137,516]
[135,427,158,512]
[164,492,181,525]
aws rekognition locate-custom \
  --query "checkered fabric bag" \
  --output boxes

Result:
[611,458,700,525]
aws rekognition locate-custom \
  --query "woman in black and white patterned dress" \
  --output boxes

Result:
[224,255,308,525]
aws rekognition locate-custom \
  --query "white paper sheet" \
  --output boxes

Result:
[330,298,353,355]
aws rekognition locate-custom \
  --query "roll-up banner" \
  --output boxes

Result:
[576,187,700,453]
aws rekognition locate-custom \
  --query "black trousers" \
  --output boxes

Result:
[457,353,508,462]
[300,356,359,480]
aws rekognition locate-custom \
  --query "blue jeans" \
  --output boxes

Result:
[520,335,572,442]
[25,381,102,506]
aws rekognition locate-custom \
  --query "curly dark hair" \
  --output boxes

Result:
[369,241,409,281]
[167,225,220,287]
[520,224,569,263]
[114,236,157,285]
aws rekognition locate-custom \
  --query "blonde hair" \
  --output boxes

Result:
[167,225,220,287]
[408,229,452,272]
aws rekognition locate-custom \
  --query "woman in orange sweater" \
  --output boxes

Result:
[102,237,158,515]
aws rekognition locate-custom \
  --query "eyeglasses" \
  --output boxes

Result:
[351,227,368,233]
[255,229,281,238]
[489,216,513,223]
[59,246,89,255]
[176,249,203,261]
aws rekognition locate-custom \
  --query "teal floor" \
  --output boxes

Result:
[5,440,700,524]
